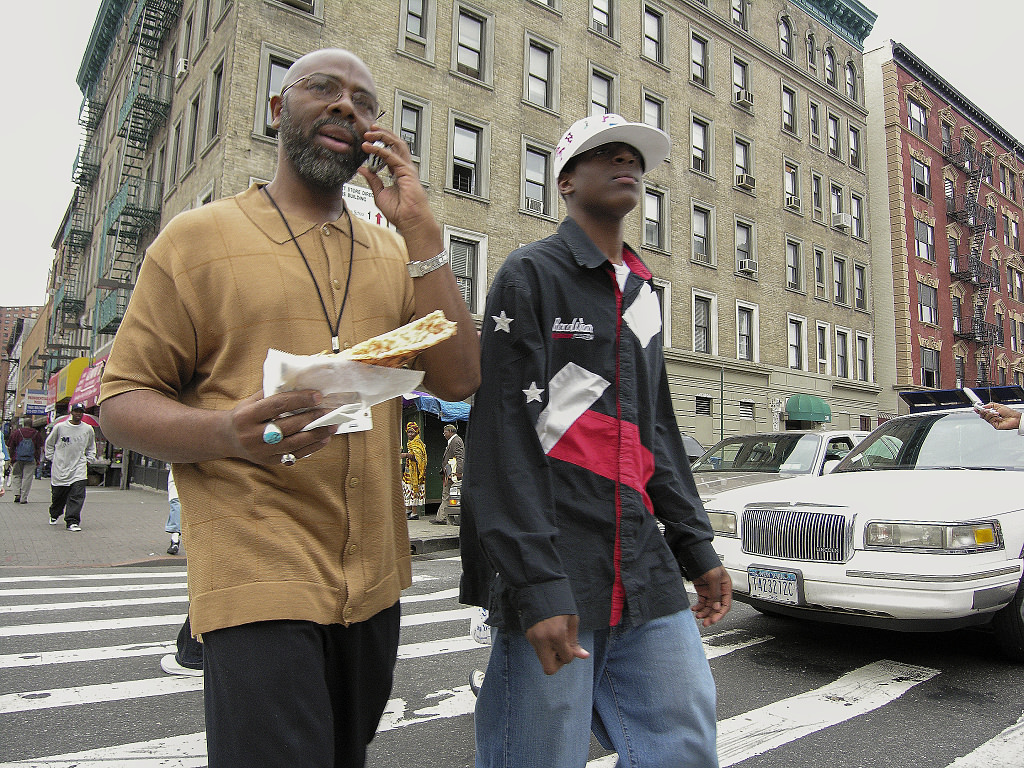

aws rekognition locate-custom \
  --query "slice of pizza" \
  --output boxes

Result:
[332,310,458,368]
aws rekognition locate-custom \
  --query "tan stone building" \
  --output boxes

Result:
[51,0,882,460]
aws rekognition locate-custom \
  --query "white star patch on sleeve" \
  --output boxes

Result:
[522,381,544,403]
[492,310,514,333]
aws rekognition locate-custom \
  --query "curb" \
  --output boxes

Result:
[410,536,460,555]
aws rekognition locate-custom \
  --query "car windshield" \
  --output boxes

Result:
[692,434,821,474]
[834,410,1024,472]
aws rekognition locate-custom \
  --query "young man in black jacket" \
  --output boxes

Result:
[461,114,732,767]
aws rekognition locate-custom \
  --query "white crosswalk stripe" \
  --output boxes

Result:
[1,564,1018,768]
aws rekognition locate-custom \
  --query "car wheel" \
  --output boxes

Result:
[992,580,1024,662]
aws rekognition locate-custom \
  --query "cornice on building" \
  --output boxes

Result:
[76,0,129,96]
[788,0,877,50]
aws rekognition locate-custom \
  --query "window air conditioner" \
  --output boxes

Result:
[736,173,756,191]
[832,212,852,230]
[785,195,801,209]
[174,58,189,78]
[738,258,758,274]
[525,198,545,214]
[733,90,754,107]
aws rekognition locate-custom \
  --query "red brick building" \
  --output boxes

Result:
[866,41,1024,397]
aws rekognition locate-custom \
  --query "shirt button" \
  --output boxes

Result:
[321,224,331,236]
[350,477,359,487]
[332,279,342,290]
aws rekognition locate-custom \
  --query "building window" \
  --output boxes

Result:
[691,33,709,87]
[456,8,486,80]
[692,203,713,264]
[739,401,756,420]
[831,183,844,216]
[523,145,550,215]
[788,316,806,370]
[911,158,931,198]
[921,347,940,388]
[645,189,665,249]
[734,137,751,178]
[402,0,435,58]
[1003,214,1012,247]
[784,160,800,205]
[400,101,423,158]
[811,173,824,221]
[207,62,223,143]
[186,92,201,167]
[915,219,935,261]
[836,329,849,377]
[279,0,316,11]
[779,18,793,58]
[737,303,756,362]
[827,114,841,158]
[696,396,712,416]
[851,194,864,238]
[808,100,821,147]
[691,117,710,174]
[849,126,862,169]
[592,0,613,36]
[732,58,749,102]
[735,220,753,266]
[169,119,182,183]
[694,294,713,354]
[263,54,292,139]
[526,40,554,109]
[590,69,613,115]
[854,263,867,309]
[824,48,837,88]
[182,11,194,60]
[816,323,830,374]
[643,93,664,131]
[406,0,426,37]
[450,119,486,196]
[786,239,802,290]
[731,0,746,30]
[918,282,938,324]
[814,246,827,298]
[833,254,847,304]
[1014,219,1021,251]
[856,335,870,381]
[908,98,928,139]
[643,6,663,63]
[447,232,484,312]
[845,62,857,100]
[782,86,797,134]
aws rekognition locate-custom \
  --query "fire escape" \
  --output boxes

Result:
[944,139,1001,386]
[95,0,181,336]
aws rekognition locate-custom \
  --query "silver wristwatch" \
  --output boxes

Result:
[406,250,450,278]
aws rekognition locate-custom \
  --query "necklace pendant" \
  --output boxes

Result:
[332,336,341,354]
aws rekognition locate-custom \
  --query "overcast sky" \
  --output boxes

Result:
[2,1,1021,308]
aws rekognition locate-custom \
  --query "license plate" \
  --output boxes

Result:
[748,566,802,605]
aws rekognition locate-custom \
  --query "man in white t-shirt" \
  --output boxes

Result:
[44,403,97,531]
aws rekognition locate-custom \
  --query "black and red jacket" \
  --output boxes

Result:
[460,217,719,632]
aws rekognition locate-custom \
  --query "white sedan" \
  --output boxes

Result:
[704,407,1024,660]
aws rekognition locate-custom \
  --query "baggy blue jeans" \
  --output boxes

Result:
[475,609,719,768]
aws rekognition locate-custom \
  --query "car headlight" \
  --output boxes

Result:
[705,510,737,537]
[864,521,1002,553]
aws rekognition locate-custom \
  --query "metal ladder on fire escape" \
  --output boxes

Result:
[946,142,1000,385]
[95,0,182,336]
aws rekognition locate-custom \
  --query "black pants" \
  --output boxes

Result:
[49,480,87,526]
[175,613,204,669]
[202,603,401,768]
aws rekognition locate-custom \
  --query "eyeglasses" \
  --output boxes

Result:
[281,73,385,121]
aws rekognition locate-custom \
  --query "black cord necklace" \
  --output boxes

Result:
[263,186,354,353]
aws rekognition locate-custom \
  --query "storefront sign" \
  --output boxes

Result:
[25,390,48,415]
[70,357,108,409]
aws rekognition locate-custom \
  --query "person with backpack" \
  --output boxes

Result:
[6,416,44,504]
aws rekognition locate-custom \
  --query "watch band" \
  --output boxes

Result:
[406,250,450,278]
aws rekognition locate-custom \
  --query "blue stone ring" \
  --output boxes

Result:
[262,422,284,445]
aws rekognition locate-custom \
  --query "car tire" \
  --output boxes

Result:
[992,580,1024,662]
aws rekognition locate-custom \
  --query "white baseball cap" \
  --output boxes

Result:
[554,114,670,178]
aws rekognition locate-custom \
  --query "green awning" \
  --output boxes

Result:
[786,394,832,422]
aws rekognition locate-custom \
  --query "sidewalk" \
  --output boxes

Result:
[0,480,460,569]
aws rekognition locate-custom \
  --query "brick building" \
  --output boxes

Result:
[1,306,42,423]
[865,40,1024,401]
[50,0,882,460]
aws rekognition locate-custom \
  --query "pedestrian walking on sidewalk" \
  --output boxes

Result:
[99,48,479,768]
[6,416,44,504]
[45,404,97,531]
[401,421,427,520]
[165,466,182,555]
[433,423,463,525]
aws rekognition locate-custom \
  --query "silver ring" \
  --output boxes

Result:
[263,422,284,445]
[280,453,297,466]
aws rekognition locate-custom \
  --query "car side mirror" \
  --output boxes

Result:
[822,459,841,474]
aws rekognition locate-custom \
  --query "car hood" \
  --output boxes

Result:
[703,469,1024,520]
[694,471,802,501]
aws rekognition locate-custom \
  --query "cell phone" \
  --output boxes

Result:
[365,140,388,173]
[963,387,998,415]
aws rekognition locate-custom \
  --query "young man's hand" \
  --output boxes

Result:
[691,565,733,627]
[525,614,591,675]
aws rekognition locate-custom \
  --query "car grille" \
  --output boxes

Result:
[742,507,849,563]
